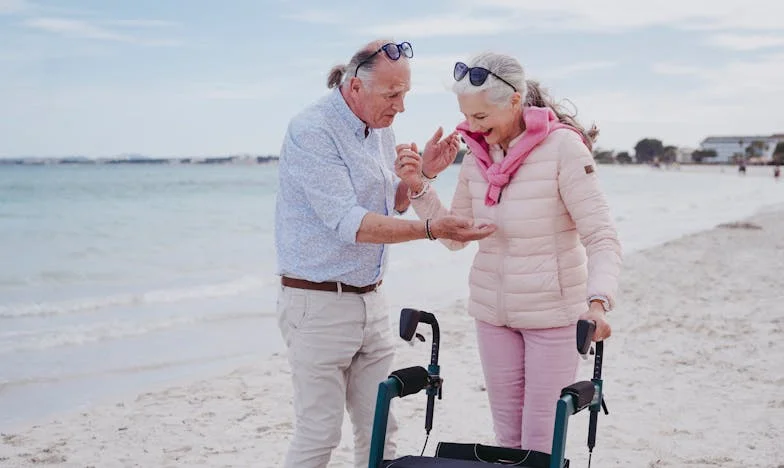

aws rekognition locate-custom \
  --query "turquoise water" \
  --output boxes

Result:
[0,164,281,429]
[1,162,782,429]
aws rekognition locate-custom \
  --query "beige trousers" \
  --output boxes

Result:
[277,285,398,468]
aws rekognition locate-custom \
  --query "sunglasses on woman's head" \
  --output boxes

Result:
[354,41,414,77]
[453,61,517,92]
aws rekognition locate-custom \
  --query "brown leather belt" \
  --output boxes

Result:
[281,276,382,294]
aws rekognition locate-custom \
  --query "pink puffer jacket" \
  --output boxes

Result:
[411,128,622,329]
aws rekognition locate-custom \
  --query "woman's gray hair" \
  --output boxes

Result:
[451,52,526,107]
[326,39,395,89]
[452,51,599,148]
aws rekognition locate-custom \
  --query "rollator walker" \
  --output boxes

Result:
[368,308,609,468]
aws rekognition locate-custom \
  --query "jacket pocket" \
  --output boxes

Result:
[552,242,564,298]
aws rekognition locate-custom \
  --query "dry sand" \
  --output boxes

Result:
[2,210,783,467]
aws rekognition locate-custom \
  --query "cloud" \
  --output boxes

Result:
[360,14,515,38]
[652,53,784,99]
[409,54,460,95]
[0,43,111,63]
[468,0,784,32]
[104,19,180,28]
[24,17,126,41]
[695,53,784,100]
[540,61,616,80]
[650,63,706,77]
[0,0,27,14]
[195,83,277,101]
[282,9,344,25]
[409,56,617,95]
[572,52,784,149]
[22,17,181,46]
[705,33,784,51]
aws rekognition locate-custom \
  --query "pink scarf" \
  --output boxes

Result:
[456,106,586,206]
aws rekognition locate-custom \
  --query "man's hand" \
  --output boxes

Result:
[430,216,496,242]
[422,127,461,179]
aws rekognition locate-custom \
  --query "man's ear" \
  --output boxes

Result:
[349,76,363,95]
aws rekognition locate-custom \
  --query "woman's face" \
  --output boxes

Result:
[457,91,522,148]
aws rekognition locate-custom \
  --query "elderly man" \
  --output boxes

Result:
[275,39,495,468]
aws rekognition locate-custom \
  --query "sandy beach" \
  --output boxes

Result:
[2,207,784,468]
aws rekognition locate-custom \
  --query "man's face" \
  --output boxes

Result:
[353,58,411,129]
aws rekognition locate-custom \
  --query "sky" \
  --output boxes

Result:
[1,0,783,158]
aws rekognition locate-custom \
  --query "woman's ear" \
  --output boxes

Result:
[510,91,522,107]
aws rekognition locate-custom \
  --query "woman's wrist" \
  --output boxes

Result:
[407,180,430,200]
[421,168,438,180]
[588,301,606,314]
[407,179,426,197]
[587,295,610,313]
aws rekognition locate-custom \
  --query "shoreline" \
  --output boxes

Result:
[2,208,783,466]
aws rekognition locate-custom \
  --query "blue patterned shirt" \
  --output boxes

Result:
[274,88,401,287]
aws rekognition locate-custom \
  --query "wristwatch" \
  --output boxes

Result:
[587,295,610,313]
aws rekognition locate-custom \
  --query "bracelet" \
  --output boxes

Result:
[407,180,430,200]
[425,218,437,240]
[421,169,437,180]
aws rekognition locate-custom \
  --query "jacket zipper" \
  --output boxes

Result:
[495,202,507,327]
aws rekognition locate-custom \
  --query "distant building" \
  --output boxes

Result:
[699,135,784,164]
[675,147,695,163]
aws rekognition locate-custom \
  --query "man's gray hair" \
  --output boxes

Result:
[326,39,397,89]
[451,52,527,107]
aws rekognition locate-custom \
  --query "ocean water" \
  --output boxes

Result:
[1,162,782,430]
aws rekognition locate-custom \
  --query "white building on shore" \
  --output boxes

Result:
[675,147,695,163]
[698,134,784,164]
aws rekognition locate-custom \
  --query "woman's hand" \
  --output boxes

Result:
[579,302,612,342]
[422,127,461,179]
[395,143,424,194]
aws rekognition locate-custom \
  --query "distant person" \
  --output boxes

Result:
[395,51,621,455]
[274,39,495,468]
[774,165,781,181]
[739,161,747,175]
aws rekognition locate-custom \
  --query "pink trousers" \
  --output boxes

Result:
[475,319,578,454]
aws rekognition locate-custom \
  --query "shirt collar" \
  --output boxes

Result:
[491,129,525,155]
[330,88,370,139]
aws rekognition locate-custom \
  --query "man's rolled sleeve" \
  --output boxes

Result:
[338,206,369,244]
[285,125,369,244]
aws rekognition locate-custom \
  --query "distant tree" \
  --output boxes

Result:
[745,140,768,159]
[773,142,784,165]
[691,149,717,163]
[616,151,633,164]
[633,138,664,163]
[662,145,678,163]
[593,149,615,164]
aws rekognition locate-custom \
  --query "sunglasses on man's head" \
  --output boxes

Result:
[453,61,517,92]
[354,41,414,77]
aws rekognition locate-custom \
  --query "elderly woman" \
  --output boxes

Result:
[395,51,622,454]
